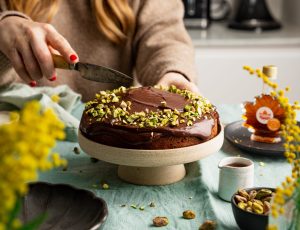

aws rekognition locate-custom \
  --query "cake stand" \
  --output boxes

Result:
[78,126,224,185]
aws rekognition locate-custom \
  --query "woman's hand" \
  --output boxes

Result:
[0,16,78,86]
[157,72,199,93]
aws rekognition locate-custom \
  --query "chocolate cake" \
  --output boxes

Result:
[79,86,220,149]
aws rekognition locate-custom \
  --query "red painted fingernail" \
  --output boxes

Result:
[29,81,37,87]
[50,75,57,81]
[70,54,77,61]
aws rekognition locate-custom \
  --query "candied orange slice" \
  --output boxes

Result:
[267,118,281,131]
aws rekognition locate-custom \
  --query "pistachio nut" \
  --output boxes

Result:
[256,189,273,199]
[263,201,271,215]
[245,207,253,213]
[249,190,257,200]
[183,210,196,219]
[252,202,264,214]
[247,201,253,207]
[238,202,247,210]
[262,196,272,202]
[153,216,169,227]
[235,195,248,203]
[199,220,217,230]
[253,199,264,206]
[238,189,250,200]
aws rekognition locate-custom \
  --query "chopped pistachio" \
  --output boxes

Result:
[131,204,137,209]
[139,206,145,211]
[85,86,214,129]
[161,101,167,107]
[187,120,193,126]
[120,101,127,109]
[149,202,155,207]
[184,105,191,111]
[171,120,179,126]
[174,109,180,115]
[112,96,119,103]
[102,183,110,190]
[163,109,172,113]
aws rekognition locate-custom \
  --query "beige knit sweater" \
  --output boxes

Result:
[0,0,196,101]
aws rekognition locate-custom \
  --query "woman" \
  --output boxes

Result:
[0,0,197,101]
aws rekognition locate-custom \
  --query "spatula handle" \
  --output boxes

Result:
[52,54,70,69]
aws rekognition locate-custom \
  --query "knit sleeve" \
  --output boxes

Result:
[132,0,196,86]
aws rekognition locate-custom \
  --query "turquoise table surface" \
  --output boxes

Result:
[39,104,297,230]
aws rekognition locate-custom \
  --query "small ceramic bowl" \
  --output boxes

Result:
[231,187,275,230]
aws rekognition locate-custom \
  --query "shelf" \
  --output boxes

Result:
[187,22,300,47]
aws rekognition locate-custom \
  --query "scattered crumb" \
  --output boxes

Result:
[189,197,193,199]
[73,146,80,154]
[62,166,68,171]
[120,204,126,207]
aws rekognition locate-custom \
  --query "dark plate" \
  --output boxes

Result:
[20,182,108,230]
[225,120,299,157]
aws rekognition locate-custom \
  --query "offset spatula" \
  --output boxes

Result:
[52,54,133,85]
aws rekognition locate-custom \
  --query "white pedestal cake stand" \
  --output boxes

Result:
[78,126,224,185]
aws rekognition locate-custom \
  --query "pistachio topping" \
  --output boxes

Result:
[85,85,215,128]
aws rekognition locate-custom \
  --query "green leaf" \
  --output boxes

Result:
[18,213,47,230]
[7,198,22,229]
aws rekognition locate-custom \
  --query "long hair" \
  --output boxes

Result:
[5,0,135,44]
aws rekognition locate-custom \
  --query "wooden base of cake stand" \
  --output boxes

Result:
[118,164,186,185]
[78,126,224,185]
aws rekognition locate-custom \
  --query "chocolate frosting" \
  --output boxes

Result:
[80,87,219,147]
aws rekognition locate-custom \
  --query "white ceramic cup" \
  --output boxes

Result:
[218,157,254,202]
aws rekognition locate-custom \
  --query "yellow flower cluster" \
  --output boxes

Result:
[243,66,300,228]
[0,101,67,230]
